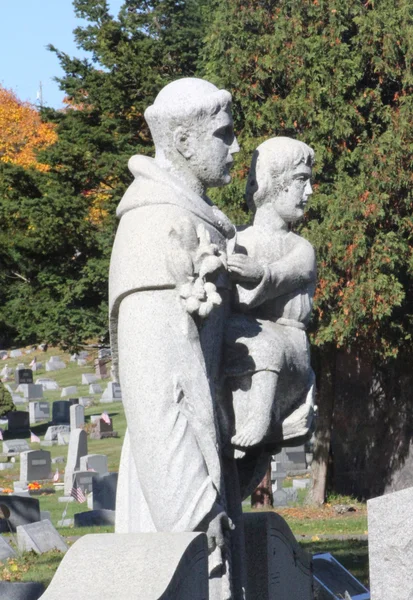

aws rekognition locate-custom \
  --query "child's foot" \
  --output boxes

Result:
[231,418,269,448]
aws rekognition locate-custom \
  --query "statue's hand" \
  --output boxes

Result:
[206,506,234,554]
[227,253,264,283]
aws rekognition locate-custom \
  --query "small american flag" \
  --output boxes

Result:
[70,484,86,504]
[30,431,40,443]
[101,412,111,425]
[53,468,60,483]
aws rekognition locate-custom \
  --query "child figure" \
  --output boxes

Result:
[225,137,316,450]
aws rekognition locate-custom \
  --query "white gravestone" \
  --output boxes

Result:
[82,373,98,385]
[44,424,70,441]
[20,450,51,482]
[35,378,60,391]
[89,383,103,394]
[80,454,108,476]
[37,532,208,600]
[3,439,30,454]
[61,386,78,398]
[10,349,22,358]
[29,401,50,424]
[46,357,66,371]
[368,486,413,600]
[70,403,85,430]
[100,382,122,403]
[64,429,88,495]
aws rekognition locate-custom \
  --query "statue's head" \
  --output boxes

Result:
[145,78,239,190]
[246,137,314,223]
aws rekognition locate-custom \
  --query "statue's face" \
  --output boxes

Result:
[187,107,239,189]
[273,164,312,223]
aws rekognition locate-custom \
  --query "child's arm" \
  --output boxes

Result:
[229,238,316,311]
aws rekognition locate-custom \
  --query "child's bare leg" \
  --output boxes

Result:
[232,370,278,448]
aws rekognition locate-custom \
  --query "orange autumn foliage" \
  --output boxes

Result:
[0,86,57,171]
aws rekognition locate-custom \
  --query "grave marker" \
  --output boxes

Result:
[17,520,68,554]
[20,450,52,482]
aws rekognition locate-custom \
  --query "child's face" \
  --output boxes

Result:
[272,163,313,224]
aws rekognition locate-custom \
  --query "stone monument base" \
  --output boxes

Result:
[38,532,208,600]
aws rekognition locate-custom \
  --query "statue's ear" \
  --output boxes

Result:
[173,126,193,159]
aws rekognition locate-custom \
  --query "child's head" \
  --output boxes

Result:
[246,137,314,222]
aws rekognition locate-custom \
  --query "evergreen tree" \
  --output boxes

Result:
[202,0,413,502]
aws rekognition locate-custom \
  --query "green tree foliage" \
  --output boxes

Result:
[0,0,209,349]
[0,380,15,418]
[204,0,413,360]
[203,0,413,502]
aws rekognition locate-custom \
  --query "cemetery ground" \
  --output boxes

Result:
[0,346,368,588]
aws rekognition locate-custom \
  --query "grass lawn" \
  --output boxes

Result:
[0,346,369,589]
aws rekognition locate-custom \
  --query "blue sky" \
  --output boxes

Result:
[0,0,124,108]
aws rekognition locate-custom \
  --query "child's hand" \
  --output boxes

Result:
[227,253,264,283]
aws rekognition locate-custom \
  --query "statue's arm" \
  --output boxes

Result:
[233,238,316,310]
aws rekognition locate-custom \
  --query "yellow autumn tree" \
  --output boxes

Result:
[0,86,57,171]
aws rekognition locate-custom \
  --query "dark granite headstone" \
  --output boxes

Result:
[0,582,45,600]
[8,411,30,433]
[52,400,71,424]
[74,509,115,527]
[92,472,118,511]
[0,495,40,532]
[15,369,34,385]
[94,358,108,379]
[69,398,79,406]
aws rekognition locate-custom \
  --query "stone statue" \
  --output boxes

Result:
[109,76,316,599]
[225,137,316,461]
[109,78,240,600]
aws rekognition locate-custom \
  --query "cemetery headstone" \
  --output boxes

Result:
[100,382,122,403]
[79,397,92,407]
[44,424,70,442]
[0,495,40,532]
[70,404,85,430]
[52,401,71,424]
[61,386,78,398]
[72,470,98,494]
[82,373,98,385]
[35,378,60,391]
[90,416,117,440]
[3,439,30,454]
[64,429,88,495]
[0,535,17,560]
[19,384,43,400]
[89,383,102,394]
[10,349,22,358]
[38,532,208,600]
[0,581,45,600]
[244,512,313,599]
[74,509,115,527]
[46,357,66,371]
[80,454,108,476]
[20,450,52,482]
[0,350,7,359]
[92,472,118,511]
[17,519,68,554]
[29,401,50,424]
[368,486,413,600]
[68,398,79,405]
[77,358,87,366]
[15,369,33,385]
[7,411,30,433]
[95,358,108,379]
[57,431,70,446]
